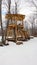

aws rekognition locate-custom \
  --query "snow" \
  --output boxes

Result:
[0,37,37,65]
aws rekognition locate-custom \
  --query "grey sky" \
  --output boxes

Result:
[2,0,36,15]
[1,0,37,28]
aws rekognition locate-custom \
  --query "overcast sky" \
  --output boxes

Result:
[2,0,37,20]
[2,0,37,14]
[1,0,37,28]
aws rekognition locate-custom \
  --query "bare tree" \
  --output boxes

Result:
[32,0,37,11]
[4,0,11,44]
[0,0,1,21]
[0,0,11,45]
[0,0,3,46]
[32,0,37,36]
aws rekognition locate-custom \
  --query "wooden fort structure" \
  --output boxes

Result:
[5,14,30,44]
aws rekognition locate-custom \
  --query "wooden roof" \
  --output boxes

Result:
[5,14,25,21]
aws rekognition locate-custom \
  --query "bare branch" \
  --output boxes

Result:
[32,0,37,7]
[14,0,20,4]
[2,2,9,8]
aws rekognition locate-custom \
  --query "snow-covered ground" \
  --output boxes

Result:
[0,37,37,65]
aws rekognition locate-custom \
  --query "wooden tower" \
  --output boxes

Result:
[5,14,30,44]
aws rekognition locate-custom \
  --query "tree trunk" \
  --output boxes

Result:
[0,0,4,43]
[4,0,11,43]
